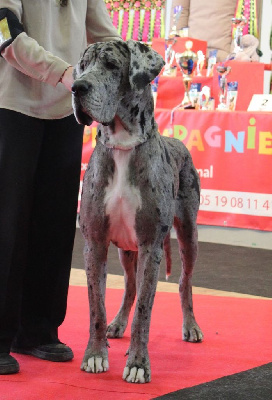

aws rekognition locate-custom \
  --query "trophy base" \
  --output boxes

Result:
[216,103,229,111]
[184,104,195,109]
[170,101,195,124]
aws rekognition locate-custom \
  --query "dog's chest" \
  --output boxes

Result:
[104,150,141,251]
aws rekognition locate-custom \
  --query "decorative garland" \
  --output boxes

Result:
[232,0,258,38]
[104,1,165,43]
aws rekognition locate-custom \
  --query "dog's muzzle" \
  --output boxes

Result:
[72,79,94,126]
[71,80,91,97]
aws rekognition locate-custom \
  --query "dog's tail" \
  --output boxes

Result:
[163,233,172,280]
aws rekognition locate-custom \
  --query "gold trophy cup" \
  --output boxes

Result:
[175,41,197,108]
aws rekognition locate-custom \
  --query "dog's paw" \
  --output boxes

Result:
[122,352,151,383]
[81,347,109,373]
[182,320,203,342]
[81,355,109,373]
[107,319,127,338]
[123,366,150,383]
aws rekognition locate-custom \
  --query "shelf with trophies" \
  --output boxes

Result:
[151,7,266,115]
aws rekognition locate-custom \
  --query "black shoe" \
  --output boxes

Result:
[0,353,20,374]
[11,342,74,362]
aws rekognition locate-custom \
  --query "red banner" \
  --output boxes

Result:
[155,109,272,231]
[80,110,272,231]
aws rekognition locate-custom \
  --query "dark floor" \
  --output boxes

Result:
[72,228,272,298]
[153,363,272,400]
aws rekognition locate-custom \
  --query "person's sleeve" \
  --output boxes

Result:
[86,0,122,44]
[0,0,70,86]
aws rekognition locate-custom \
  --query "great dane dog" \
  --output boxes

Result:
[72,40,203,384]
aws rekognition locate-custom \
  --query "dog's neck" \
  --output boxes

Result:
[98,115,144,150]
[97,86,158,151]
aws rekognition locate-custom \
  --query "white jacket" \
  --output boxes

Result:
[0,0,121,119]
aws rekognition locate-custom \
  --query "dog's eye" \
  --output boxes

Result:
[105,61,118,70]
[79,59,87,71]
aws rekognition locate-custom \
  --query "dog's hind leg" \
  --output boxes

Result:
[174,213,203,342]
[174,214,203,343]
[174,162,203,342]
[107,249,137,338]
[81,240,110,373]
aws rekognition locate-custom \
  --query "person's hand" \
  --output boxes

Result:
[60,66,74,92]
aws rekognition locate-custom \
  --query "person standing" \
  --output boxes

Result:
[0,0,121,374]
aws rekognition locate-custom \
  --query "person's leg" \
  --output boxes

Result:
[15,115,84,349]
[0,109,44,373]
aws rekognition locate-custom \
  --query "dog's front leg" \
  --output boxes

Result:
[122,245,162,383]
[81,241,109,373]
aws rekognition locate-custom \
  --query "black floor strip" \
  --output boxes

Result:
[152,363,272,400]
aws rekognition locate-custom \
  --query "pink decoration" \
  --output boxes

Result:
[133,10,140,40]
[113,11,119,29]
[142,10,151,42]
[154,10,161,38]
[243,0,250,35]
[122,11,129,40]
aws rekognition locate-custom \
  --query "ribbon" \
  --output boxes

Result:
[232,0,258,39]
[104,0,166,43]
[122,10,129,40]
[142,10,150,42]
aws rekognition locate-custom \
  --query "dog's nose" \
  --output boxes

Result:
[72,80,91,96]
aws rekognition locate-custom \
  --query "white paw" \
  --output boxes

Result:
[81,356,109,373]
[122,366,147,383]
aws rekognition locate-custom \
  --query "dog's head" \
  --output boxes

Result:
[72,40,165,126]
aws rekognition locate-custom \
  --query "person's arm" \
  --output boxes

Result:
[86,0,122,44]
[0,0,70,87]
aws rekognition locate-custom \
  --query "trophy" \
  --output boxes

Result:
[175,40,197,108]
[196,50,205,76]
[200,86,211,110]
[169,5,183,38]
[216,65,231,110]
[163,39,177,76]
[232,16,247,53]
[163,5,183,76]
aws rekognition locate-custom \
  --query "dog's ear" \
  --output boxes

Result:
[126,40,165,92]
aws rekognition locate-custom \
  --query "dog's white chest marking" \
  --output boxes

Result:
[104,149,142,251]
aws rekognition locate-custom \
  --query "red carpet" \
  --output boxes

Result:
[1,286,271,399]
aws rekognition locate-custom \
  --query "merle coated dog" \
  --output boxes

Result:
[72,39,203,384]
